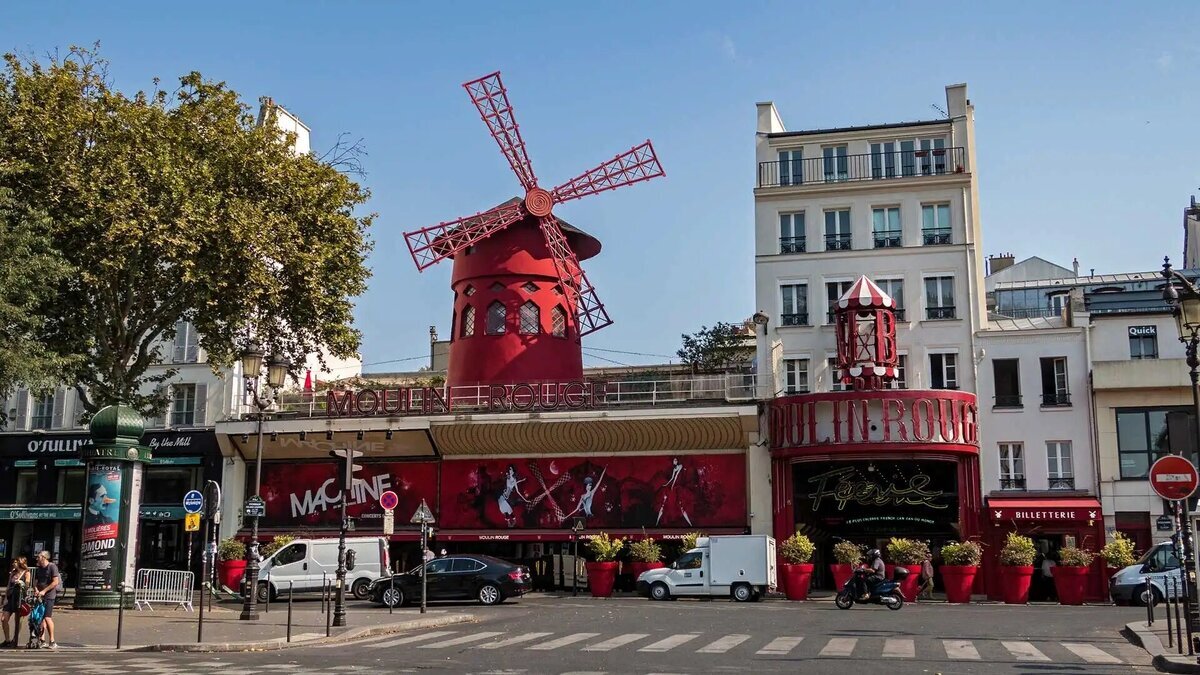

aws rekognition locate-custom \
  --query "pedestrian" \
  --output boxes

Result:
[423,546,435,563]
[439,548,447,558]
[2,557,31,647]
[917,553,935,601]
[32,551,60,650]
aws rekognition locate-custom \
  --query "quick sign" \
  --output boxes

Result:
[1128,325,1157,337]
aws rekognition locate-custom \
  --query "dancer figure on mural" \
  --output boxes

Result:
[564,467,606,521]
[656,457,692,526]
[498,464,530,527]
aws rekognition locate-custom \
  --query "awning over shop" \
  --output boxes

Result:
[988,497,1102,523]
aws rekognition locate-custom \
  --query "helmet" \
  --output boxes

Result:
[867,548,881,559]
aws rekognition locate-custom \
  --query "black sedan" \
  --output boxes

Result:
[368,554,531,607]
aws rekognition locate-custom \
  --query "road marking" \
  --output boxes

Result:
[819,637,857,657]
[697,634,750,654]
[1062,643,1122,664]
[475,632,553,649]
[943,639,981,659]
[1002,641,1051,661]
[419,631,505,649]
[368,630,458,649]
[757,636,803,655]
[526,633,601,651]
[582,633,650,652]
[560,672,608,675]
[638,633,702,652]
[882,638,915,658]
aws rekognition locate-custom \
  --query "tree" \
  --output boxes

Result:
[675,322,755,373]
[0,46,374,417]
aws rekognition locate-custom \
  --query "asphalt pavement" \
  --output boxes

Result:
[0,595,1158,674]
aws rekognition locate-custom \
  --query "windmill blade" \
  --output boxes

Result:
[404,202,526,271]
[463,72,538,192]
[537,216,613,336]
[551,140,664,204]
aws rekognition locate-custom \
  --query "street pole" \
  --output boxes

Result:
[1183,337,1200,653]
[333,449,350,627]
[421,522,428,615]
[239,401,265,621]
[572,531,578,597]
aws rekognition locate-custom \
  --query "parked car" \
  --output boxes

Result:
[252,536,389,602]
[368,554,531,607]
[1110,540,1182,606]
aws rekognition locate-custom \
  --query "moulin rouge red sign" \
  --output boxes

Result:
[769,390,979,451]
[325,381,609,417]
[257,461,438,528]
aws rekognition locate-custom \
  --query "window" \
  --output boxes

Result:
[31,393,54,430]
[924,276,955,319]
[921,204,951,245]
[521,282,538,294]
[58,468,85,504]
[1117,408,1177,478]
[1040,357,1070,406]
[1129,326,1159,359]
[460,305,476,338]
[998,443,1025,490]
[781,284,808,326]
[822,145,848,181]
[171,384,196,426]
[824,210,851,250]
[142,466,197,504]
[675,551,703,570]
[425,558,453,574]
[452,558,485,573]
[783,359,809,394]
[1047,441,1074,490]
[930,353,958,389]
[888,354,908,389]
[917,137,948,174]
[551,305,567,338]
[1147,545,1181,573]
[876,278,905,321]
[486,301,507,335]
[15,470,40,503]
[870,140,917,179]
[173,321,201,363]
[274,543,307,566]
[827,357,847,391]
[825,281,852,324]
[871,207,901,248]
[778,149,802,186]
[992,359,1021,407]
[779,212,805,253]
[519,301,540,335]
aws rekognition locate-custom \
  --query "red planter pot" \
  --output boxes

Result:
[586,561,619,598]
[1052,566,1089,606]
[629,561,664,579]
[781,563,814,600]
[939,565,978,604]
[895,564,922,601]
[830,563,855,591]
[1000,566,1035,605]
[217,559,247,592]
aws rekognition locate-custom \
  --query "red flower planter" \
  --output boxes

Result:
[1001,566,1035,605]
[895,564,922,601]
[1052,566,1089,606]
[830,563,855,591]
[781,563,814,600]
[939,565,978,604]
[629,561,664,579]
[218,559,247,592]
[586,561,619,598]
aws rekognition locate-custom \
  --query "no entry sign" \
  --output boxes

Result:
[379,490,399,511]
[1150,455,1200,501]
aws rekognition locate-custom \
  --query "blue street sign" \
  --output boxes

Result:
[183,490,205,514]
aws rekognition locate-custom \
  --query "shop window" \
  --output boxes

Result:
[930,353,958,389]
[1047,441,1074,490]
[142,466,197,504]
[460,305,475,338]
[15,469,41,503]
[992,359,1021,407]
[1117,408,1177,479]
[998,442,1025,490]
[486,301,507,335]
[1129,326,1158,360]
[58,468,85,504]
[550,305,567,338]
[1040,357,1070,406]
[518,301,540,335]
[783,359,809,394]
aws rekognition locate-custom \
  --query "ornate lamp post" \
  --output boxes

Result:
[1161,257,1200,651]
[238,343,290,621]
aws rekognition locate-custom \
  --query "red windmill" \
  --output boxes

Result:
[404,72,665,388]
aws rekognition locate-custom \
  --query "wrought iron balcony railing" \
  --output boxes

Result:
[1042,392,1072,407]
[893,308,907,321]
[922,228,952,245]
[992,306,1066,319]
[757,147,967,188]
[994,394,1023,408]
[926,306,956,320]
[1048,476,1075,490]
[779,237,806,254]
[999,477,1027,491]
[825,235,852,251]
[873,234,902,248]
[781,313,809,327]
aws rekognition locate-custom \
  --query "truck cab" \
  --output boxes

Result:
[636,535,776,602]
[1110,540,1183,605]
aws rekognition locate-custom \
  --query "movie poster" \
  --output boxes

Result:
[257,461,438,528]
[79,462,122,591]
[439,454,747,530]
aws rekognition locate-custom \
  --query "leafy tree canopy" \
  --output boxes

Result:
[0,46,374,417]
[675,321,755,373]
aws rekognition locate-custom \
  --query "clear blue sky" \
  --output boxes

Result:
[5,2,1198,370]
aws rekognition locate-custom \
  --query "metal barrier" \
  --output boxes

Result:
[133,568,195,612]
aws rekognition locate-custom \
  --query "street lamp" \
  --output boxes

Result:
[1161,256,1200,652]
[330,448,362,627]
[238,343,290,622]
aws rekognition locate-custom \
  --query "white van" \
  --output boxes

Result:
[635,535,777,602]
[255,537,389,602]
[1109,540,1183,606]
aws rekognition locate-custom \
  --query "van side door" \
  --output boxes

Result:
[666,550,706,596]
[270,543,310,591]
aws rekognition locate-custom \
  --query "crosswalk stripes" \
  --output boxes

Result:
[1062,642,1123,664]
[1001,640,1051,662]
[756,636,803,655]
[582,633,650,652]
[418,631,505,649]
[366,630,458,650]
[882,638,915,658]
[476,632,554,649]
[527,633,601,651]
[818,637,857,657]
[942,639,981,660]
[696,634,750,654]
[638,633,701,652]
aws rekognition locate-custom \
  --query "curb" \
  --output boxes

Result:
[131,613,476,653]
[1123,620,1200,674]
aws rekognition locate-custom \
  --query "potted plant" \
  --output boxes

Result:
[1101,532,1136,577]
[217,537,247,591]
[830,541,862,592]
[779,533,816,600]
[1053,547,1096,606]
[585,533,625,598]
[680,531,704,552]
[629,536,664,580]
[998,532,1037,604]
[886,537,929,601]
[939,540,983,604]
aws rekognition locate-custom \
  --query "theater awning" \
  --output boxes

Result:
[987,497,1102,523]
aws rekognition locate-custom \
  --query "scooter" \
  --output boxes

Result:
[835,566,906,610]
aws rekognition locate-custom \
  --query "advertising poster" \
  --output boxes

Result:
[792,460,959,533]
[258,461,438,528]
[79,462,122,591]
[439,453,747,530]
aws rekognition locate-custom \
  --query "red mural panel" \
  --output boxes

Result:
[439,454,746,530]
[258,461,438,528]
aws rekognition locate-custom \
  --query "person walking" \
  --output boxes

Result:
[33,552,60,650]
[2,557,31,647]
[917,553,935,601]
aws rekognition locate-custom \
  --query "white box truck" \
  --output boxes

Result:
[636,535,776,602]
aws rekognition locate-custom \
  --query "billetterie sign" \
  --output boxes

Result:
[326,381,609,417]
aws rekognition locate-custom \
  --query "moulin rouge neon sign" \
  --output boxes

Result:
[326,381,609,417]
[769,392,980,450]
[806,466,948,511]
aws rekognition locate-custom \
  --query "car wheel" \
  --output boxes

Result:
[732,584,754,603]
[382,587,404,608]
[650,582,671,601]
[478,583,503,606]
[351,578,371,600]
[834,591,854,609]
[256,581,272,603]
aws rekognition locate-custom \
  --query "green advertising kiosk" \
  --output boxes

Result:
[74,405,151,609]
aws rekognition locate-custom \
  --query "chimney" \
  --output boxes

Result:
[1072,257,1080,277]
[987,253,1015,275]
[756,102,786,134]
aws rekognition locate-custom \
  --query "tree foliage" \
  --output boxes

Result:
[675,321,755,373]
[0,46,374,416]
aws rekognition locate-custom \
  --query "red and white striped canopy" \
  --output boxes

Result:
[836,275,895,310]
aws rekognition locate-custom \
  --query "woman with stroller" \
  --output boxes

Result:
[2,557,31,648]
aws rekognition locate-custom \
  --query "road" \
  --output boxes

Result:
[0,595,1156,674]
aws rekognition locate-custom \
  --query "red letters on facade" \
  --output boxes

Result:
[325,381,609,417]
[769,391,979,452]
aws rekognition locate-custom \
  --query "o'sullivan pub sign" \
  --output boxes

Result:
[326,381,610,418]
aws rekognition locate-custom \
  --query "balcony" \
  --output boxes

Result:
[1049,476,1076,490]
[779,237,806,254]
[922,228,952,245]
[999,477,1027,491]
[1042,392,1072,407]
[781,313,809,327]
[926,306,956,320]
[992,306,1065,320]
[873,234,902,249]
[893,308,907,322]
[994,394,1023,409]
[758,147,966,188]
[825,234,852,251]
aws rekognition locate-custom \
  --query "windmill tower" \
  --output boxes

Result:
[404,72,664,387]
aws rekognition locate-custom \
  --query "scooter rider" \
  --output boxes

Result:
[858,548,886,601]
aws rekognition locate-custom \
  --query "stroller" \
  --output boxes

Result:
[24,594,46,649]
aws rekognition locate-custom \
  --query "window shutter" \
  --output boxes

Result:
[150,385,168,428]
[14,389,28,430]
[173,321,187,363]
[51,389,66,429]
[194,383,208,426]
[186,325,200,363]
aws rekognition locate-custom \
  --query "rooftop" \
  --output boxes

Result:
[766,118,950,140]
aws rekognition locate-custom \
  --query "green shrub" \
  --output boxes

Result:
[587,532,625,562]
[218,537,246,562]
[886,537,930,565]
[999,532,1036,566]
[832,541,863,565]
[261,534,296,559]
[1057,547,1096,568]
[680,532,704,551]
[630,537,663,563]
[1101,532,1136,568]
[780,533,816,564]
[940,541,983,566]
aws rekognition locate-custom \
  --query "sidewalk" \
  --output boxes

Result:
[6,595,473,652]
[1124,619,1200,673]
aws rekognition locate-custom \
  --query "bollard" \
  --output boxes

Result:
[116,585,127,650]
[1148,578,1156,626]
[389,572,395,616]
[1166,578,1175,648]
[322,572,328,614]
[197,574,205,643]
[325,579,333,638]
[264,571,270,615]
[287,581,294,643]
[1174,577,1184,655]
